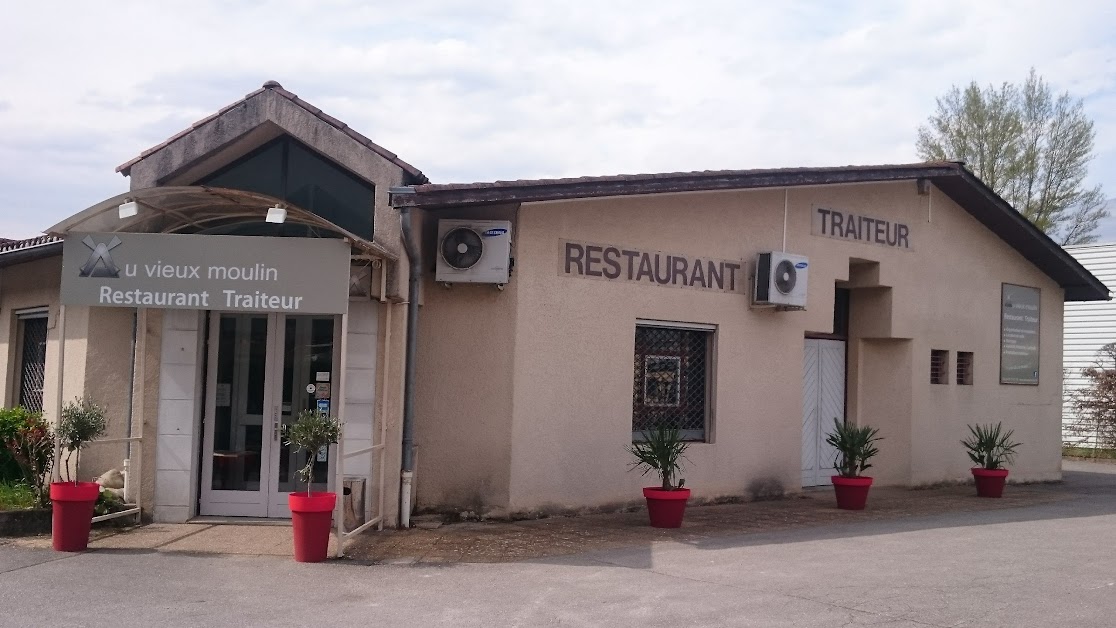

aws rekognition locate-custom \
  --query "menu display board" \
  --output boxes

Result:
[1000,284,1041,385]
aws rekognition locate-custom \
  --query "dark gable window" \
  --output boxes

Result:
[197,136,375,239]
[632,324,713,442]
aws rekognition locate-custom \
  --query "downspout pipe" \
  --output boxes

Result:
[395,189,420,528]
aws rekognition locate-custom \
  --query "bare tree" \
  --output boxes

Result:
[1068,343,1116,451]
[917,69,1108,245]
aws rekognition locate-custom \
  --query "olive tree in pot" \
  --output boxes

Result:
[283,409,341,562]
[962,422,1021,498]
[51,397,106,551]
[628,424,691,528]
[826,417,882,510]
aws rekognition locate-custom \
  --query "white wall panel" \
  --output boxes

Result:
[1063,243,1116,446]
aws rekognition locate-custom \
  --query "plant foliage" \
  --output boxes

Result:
[282,410,341,495]
[56,397,107,484]
[962,422,1021,470]
[826,418,881,478]
[917,68,1107,245]
[627,424,689,490]
[5,413,54,508]
[0,407,37,482]
[1068,343,1116,450]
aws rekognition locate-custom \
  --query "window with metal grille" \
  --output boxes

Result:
[931,349,949,385]
[17,312,48,413]
[632,323,713,442]
[956,351,974,385]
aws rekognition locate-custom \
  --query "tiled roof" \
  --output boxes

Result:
[116,81,428,183]
[0,235,60,254]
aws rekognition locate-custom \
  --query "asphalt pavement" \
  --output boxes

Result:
[2,460,1114,628]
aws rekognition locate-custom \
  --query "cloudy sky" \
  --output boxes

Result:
[1,1,1114,240]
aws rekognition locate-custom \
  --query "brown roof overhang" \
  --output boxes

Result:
[390,161,1109,302]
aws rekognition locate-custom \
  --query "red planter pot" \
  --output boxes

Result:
[288,492,336,563]
[972,468,1009,498]
[643,487,691,528]
[50,481,101,552]
[831,476,873,510]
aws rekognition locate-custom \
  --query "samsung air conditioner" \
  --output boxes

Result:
[753,251,809,308]
[435,219,513,284]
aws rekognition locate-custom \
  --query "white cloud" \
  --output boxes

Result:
[0,0,1114,238]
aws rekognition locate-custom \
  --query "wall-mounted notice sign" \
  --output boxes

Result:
[1000,284,1040,385]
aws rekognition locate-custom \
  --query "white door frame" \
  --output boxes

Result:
[199,312,338,518]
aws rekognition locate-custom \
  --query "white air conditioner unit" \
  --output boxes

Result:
[435,219,512,284]
[753,251,809,308]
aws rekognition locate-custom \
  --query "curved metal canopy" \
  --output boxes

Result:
[46,186,396,261]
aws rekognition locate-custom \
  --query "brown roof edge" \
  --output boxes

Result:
[389,160,1108,302]
[391,162,963,208]
[115,81,429,184]
[0,235,62,267]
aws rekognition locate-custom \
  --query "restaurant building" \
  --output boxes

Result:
[0,82,1107,531]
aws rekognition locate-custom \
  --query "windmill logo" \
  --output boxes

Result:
[78,235,122,278]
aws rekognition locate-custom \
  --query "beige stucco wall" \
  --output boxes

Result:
[415,179,1066,515]
[412,205,518,515]
[0,256,141,485]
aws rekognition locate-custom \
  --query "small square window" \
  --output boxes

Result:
[931,349,949,385]
[956,351,974,385]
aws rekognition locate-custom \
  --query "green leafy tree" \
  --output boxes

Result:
[917,68,1107,245]
[56,397,107,484]
[282,410,341,495]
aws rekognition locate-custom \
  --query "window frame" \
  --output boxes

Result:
[632,319,717,443]
[13,307,49,413]
[956,351,974,386]
[930,349,949,385]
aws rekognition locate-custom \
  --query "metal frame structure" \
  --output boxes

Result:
[47,190,396,543]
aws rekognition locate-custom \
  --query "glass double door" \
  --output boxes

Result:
[200,312,338,518]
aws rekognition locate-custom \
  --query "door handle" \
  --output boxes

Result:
[272,407,280,442]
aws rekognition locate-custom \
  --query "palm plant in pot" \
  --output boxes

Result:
[628,423,690,528]
[962,422,1020,498]
[51,397,107,551]
[826,417,882,510]
[283,409,341,563]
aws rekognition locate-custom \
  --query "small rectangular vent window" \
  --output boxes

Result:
[931,349,949,385]
[957,351,974,385]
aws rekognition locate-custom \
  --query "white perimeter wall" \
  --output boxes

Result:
[1063,243,1116,446]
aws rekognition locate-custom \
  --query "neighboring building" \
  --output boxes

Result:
[0,81,1107,531]
[1063,242,1116,447]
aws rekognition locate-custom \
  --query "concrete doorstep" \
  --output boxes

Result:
[2,470,1081,564]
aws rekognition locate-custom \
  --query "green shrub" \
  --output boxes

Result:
[963,422,1021,470]
[627,424,690,490]
[6,413,54,508]
[1,407,39,483]
[826,417,882,478]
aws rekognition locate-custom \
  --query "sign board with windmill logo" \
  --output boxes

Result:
[60,232,351,314]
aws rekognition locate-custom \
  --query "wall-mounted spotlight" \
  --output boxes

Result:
[118,200,139,219]
[266,205,287,224]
